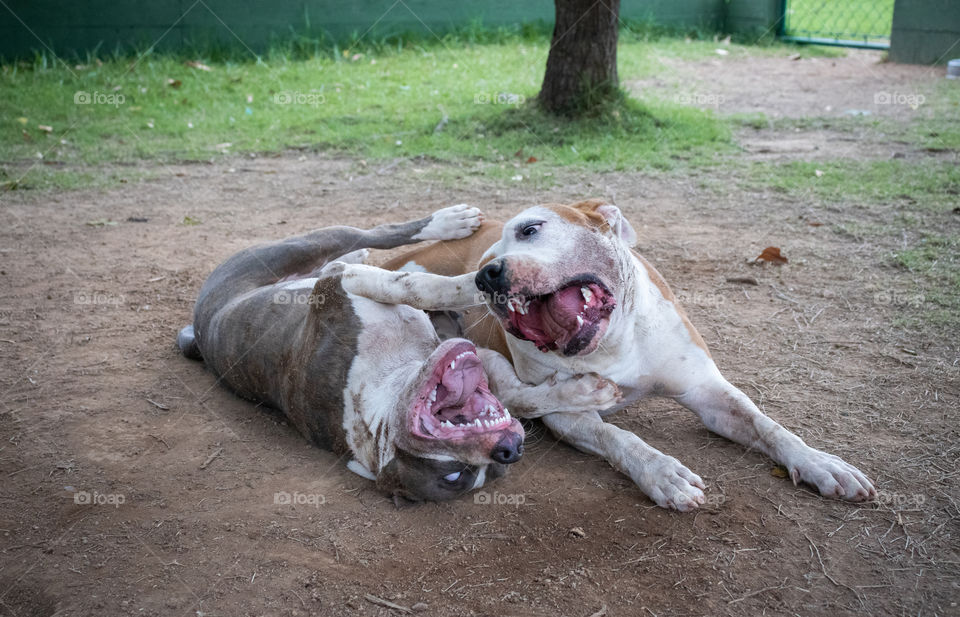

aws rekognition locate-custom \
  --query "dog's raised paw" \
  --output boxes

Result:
[554,372,621,412]
[789,449,876,502]
[416,204,484,241]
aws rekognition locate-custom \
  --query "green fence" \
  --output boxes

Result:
[780,0,895,49]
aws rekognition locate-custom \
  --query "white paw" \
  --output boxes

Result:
[414,204,484,241]
[553,373,622,412]
[632,454,706,512]
[337,248,370,265]
[319,260,348,277]
[789,449,876,502]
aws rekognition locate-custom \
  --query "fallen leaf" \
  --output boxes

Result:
[568,527,586,538]
[16,117,28,125]
[85,218,118,227]
[526,156,538,163]
[807,221,823,227]
[513,149,524,158]
[788,53,802,61]
[182,215,202,226]
[167,78,182,89]
[37,125,53,133]
[770,466,789,478]
[754,246,788,264]
[814,169,824,177]
[185,60,212,71]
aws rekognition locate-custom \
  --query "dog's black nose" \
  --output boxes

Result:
[476,261,506,294]
[491,432,524,464]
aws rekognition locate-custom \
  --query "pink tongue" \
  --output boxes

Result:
[440,355,484,405]
[545,286,584,325]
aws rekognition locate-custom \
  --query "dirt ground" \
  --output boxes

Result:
[1,51,958,617]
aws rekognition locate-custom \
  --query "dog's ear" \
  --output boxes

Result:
[592,203,638,247]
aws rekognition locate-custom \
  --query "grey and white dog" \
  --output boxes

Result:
[176,205,529,502]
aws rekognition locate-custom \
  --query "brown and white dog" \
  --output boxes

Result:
[339,199,877,511]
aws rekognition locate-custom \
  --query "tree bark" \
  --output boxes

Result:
[538,0,621,115]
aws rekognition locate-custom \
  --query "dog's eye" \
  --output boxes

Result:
[520,223,541,237]
[442,471,462,483]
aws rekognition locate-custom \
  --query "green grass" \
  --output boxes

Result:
[2,24,853,191]
[742,160,960,211]
[785,0,894,42]
[0,27,747,188]
[894,235,960,327]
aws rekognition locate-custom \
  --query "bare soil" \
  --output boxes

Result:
[1,52,958,617]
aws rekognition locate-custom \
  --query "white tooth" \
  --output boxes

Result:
[576,315,584,327]
[450,361,456,370]
[474,419,482,428]
[583,304,589,312]
[503,408,511,419]
[581,287,593,303]
[429,388,437,402]
[507,300,515,312]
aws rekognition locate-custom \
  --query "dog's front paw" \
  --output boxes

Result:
[552,372,621,412]
[788,449,876,501]
[416,204,484,241]
[631,454,706,512]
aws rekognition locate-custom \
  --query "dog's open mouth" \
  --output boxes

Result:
[412,341,513,440]
[497,279,615,355]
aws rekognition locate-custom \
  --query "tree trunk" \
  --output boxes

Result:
[538,0,621,115]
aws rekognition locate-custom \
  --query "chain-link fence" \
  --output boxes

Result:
[780,0,894,49]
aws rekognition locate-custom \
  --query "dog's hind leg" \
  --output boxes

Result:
[188,204,483,353]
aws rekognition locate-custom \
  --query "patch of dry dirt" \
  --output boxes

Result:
[627,49,954,162]
[1,53,959,617]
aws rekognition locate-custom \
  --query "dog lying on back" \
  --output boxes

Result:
[177,206,529,502]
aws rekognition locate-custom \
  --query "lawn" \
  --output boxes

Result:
[2,25,843,191]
